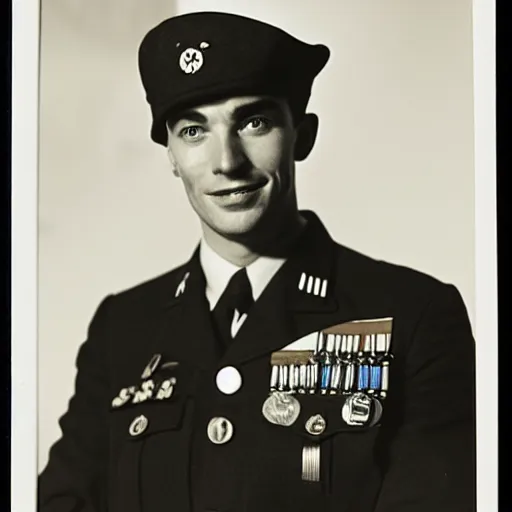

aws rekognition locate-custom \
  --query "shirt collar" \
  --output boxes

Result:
[199,239,286,310]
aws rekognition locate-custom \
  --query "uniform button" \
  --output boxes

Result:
[129,414,149,436]
[207,417,234,444]
[305,414,326,435]
[216,366,242,395]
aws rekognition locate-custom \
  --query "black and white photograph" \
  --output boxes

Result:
[10,0,496,510]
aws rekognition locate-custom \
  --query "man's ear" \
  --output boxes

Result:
[293,113,319,162]
[167,149,180,177]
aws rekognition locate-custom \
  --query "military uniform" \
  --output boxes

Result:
[39,12,476,512]
[38,212,475,512]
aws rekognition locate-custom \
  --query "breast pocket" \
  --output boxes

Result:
[245,392,383,512]
[109,399,192,512]
[282,393,383,496]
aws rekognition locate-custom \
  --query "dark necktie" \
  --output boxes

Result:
[211,268,254,352]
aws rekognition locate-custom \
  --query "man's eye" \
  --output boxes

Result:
[179,126,205,141]
[248,118,265,129]
[240,117,272,134]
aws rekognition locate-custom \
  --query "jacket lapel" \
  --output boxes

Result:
[149,249,219,371]
[223,212,360,366]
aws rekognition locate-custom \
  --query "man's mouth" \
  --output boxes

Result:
[209,181,267,197]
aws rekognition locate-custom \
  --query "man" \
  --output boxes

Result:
[38,11,476,512]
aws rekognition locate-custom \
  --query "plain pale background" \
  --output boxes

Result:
[38,0,475,471]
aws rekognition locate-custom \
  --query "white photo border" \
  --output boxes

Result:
[12,0,39,510]
[472,0,498,510]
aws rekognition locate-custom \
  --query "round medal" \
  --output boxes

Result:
[262,391,301,427]
[305,414,327,435]
[341,392,372,426]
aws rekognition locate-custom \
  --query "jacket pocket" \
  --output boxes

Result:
[109,399,192,512]
[272,393,382,501]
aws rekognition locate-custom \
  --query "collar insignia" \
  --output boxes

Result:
[298,272,328,298]
[175,272,190,297]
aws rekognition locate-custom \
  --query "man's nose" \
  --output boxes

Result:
[213,132,249,176]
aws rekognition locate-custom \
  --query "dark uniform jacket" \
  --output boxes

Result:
[39,212,476,512]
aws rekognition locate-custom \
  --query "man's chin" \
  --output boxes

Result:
[208,208,268,241]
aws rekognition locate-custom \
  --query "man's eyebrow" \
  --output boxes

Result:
[167,110,207,130]
[167,98,285,130]
[231,99,284,120]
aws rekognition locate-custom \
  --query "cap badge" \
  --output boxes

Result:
[179,48,204,74]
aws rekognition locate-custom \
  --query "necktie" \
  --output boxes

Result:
[211,268,254,352]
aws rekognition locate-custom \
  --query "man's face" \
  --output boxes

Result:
[166,95,303,243]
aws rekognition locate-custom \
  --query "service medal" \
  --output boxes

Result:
[262,391,301,427]
[341,392,372,426]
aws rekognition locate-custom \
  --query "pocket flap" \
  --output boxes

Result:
[285,393,383,441]
[112,399,187,440]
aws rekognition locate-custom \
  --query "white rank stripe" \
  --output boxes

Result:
[313,277,321,296]
[297,273,329,298]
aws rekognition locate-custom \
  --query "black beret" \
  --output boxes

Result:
[138,11,330,146]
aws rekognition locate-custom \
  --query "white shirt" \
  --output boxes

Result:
[199,239,286,336]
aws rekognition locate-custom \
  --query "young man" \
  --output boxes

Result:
[39,11,476,512]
